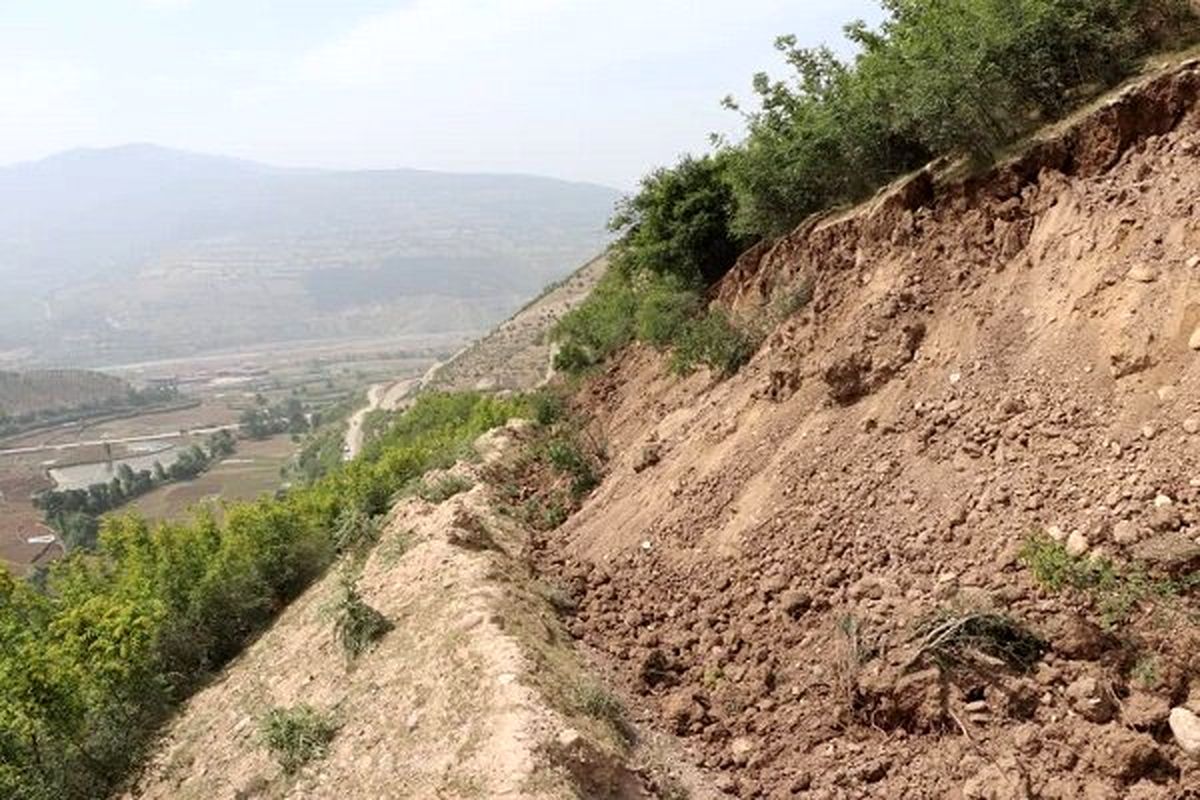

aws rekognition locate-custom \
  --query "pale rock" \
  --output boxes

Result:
[1141,424,1157,440]
[1066,530,1090,557]
[1184,418,1200,435]
[1047,525,1067,542]
[1154,494,1174,509]
[1187,255,1200,269]
[1169,707,1200,757]
[1128,264,1158,283]
[1111,520,1141,546]
[1190,327,1200,352]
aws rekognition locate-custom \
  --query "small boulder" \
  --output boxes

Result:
[778,589,812,619]
[1066,530,1090,557]
[1169,707,1200,757]
[1127,264,1158,283]
[1147,504,1183,533]
[663,690,704,734]
[1049,616,1112,660]
[1191,327,1200,352]
[1066,676,1116,723]
[1111,520,1142,546]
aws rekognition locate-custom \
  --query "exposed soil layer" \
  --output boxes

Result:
[532,58,1200,799]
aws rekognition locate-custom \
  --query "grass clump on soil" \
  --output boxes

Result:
[1020,533,1199,629]
[571,681,625,726]
[259,705,339,775]
[489,394,604,532]
[332,573,392,663]
[414,474,475,503]
[377,528,415,567]
[912,611,1047,672]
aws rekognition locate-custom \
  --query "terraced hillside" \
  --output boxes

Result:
[0,369,129,417]
[0,145,617,367]
[422,255,608,392]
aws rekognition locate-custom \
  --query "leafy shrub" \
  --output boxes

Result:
[259,705,338,774]
[332,574,392,662]
[670,310,757,377]
[609,153,750,285]
[332,506,380,554]
[571,681,625,726]
[635,282,702,347]
[543,437,599,498]
[530,389,566,427]
[551,270,638,373]
[0,391,532,799]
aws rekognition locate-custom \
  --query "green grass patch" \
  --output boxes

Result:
[259,705,339,774]
[1020,533,1200,629]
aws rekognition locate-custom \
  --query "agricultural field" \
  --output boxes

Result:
[127,435,296,521]
[0,336,450,574]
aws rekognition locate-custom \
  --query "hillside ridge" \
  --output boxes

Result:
[530,54,1200,798]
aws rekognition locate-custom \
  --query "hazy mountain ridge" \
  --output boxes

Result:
[0,145,618,366]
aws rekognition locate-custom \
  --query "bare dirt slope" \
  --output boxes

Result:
[532,58,1200,799]
[423,255,608,393]
[125,423,716,800]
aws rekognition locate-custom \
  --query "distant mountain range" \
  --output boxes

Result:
[0,144,619,367]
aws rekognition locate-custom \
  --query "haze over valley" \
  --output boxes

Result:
[0,143,618,367]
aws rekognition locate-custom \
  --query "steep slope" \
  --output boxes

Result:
[0,145,617,366]
[422,255,609,393]
[533,57,1200,798]
[124,424,719,800]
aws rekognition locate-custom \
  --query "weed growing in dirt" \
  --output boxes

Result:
[912,611,1046,672]
[332,506,380,554]
[571,681,626,730]
[1020,533,1199,629]
[332,573,393,662]
[259,705,338,774]
[377,529,415,567]
[669,309,757,377]
[1130,654,1161,689]
[415,474,474,503]
[771,276,814,320]
[531,389,566,427]
[543,438,598,498]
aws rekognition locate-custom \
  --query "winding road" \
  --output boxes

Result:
[343,378,419,461]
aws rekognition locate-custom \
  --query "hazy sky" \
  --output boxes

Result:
[2,0,884,188]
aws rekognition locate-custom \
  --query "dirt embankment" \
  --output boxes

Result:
[124,422,717,800]
[530,58,1200,798]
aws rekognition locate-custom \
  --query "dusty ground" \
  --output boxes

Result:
[423,256,608,393]
[125,423,720,800]
[525,58,1200,799]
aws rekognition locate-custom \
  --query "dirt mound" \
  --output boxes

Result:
[531,57,1200,798]
[423,255,609,393]
[124,423,718,800]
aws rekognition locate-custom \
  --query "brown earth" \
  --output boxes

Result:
[527,57,1200,799]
